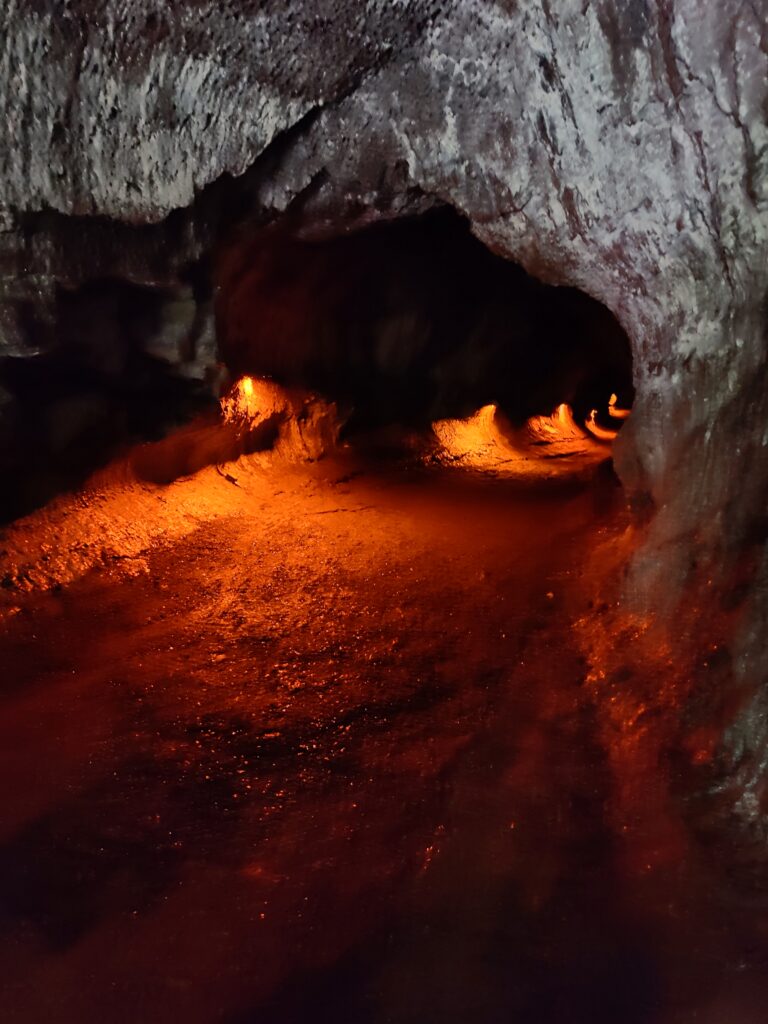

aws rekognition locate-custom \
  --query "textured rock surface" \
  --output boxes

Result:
[1,2,767,831]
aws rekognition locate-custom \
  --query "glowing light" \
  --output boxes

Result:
[608,393,631,420]
[431,401,609,476]
[432,402,502,459]
[221,375,279,426]
[584,409,619,442]
[527,403,585,442]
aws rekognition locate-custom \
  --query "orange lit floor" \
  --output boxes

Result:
[0,455,766,1023]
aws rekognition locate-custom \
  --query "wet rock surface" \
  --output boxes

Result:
[1,2,767,860]
[1,458,766,1024]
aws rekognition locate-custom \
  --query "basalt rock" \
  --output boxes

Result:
[1,2,767,835]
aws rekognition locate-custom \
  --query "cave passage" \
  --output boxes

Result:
[1,452,764,1023]
[2,213,761,1024]
[0,209,635,521]
[215,208,634,438]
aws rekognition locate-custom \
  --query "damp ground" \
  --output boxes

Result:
[0,451,765,1023]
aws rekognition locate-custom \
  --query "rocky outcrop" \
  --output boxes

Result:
[1,2,767,835]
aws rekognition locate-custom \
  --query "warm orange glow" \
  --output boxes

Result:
[526,402,586,442]
[431,402,502,460]
[584,409,619,442]
[220,375,272,425]
[608,393,631,420]
[0,381,341,597]
[431,402,610,476]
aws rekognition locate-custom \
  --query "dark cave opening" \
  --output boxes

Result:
[0,275,217,522]
[2,1,767,1018]
[0,207,635,522]
[215,208,634,437]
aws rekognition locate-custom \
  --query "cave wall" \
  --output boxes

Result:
[2,2,768,823]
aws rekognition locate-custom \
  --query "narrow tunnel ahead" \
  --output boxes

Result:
[215,208,634,435]
[1,203,761,1024]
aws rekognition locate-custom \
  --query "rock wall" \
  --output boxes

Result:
[1,1,767,830]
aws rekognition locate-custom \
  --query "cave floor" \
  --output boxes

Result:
[0,455,766,1023]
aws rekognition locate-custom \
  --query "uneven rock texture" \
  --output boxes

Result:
[1,2,767,832]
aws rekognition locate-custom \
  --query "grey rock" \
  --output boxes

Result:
[1,0,767,835]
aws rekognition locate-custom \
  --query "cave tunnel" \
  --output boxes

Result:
[0,208,634,518]
[215,207,634,439]
[0,204,743,1024]
[1,202,758,1024]
[0,203,686,1024]
[2,3,767,1022]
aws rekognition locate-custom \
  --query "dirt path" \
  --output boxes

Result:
[0,460,764,1023]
